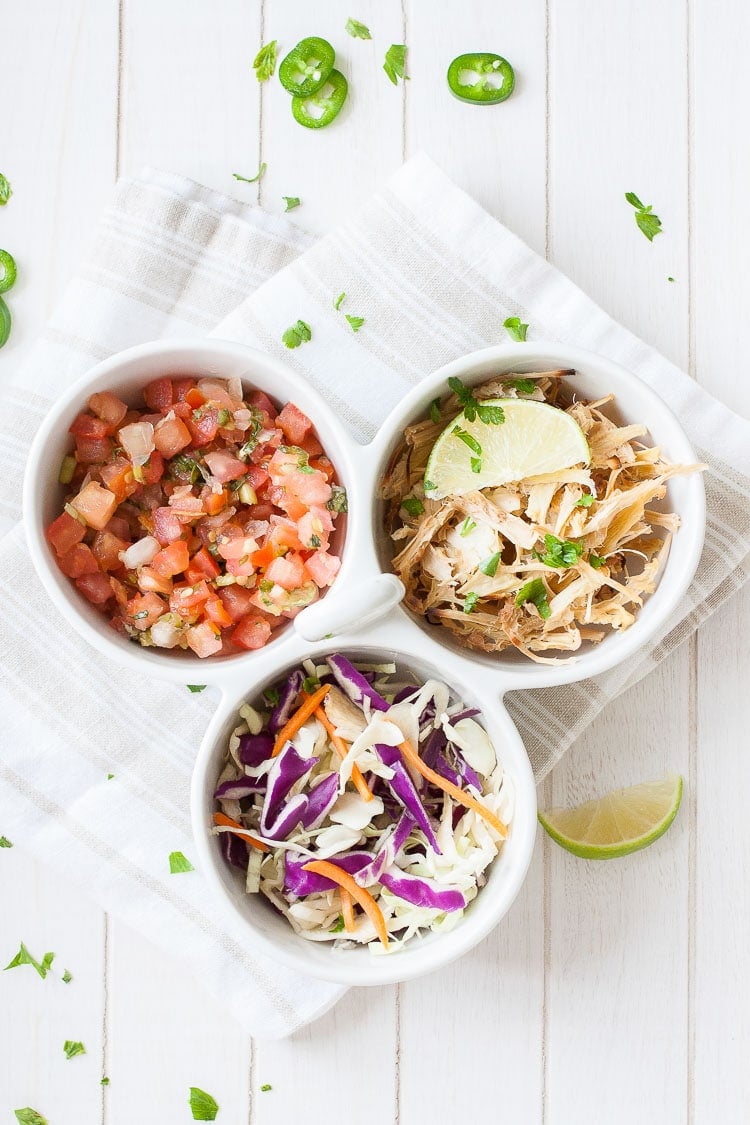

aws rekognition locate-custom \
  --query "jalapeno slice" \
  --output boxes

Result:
[0,249,17,295]
[279,37,336,97]
[446,53,515,104]
[0,296,11,348]
[291,69,348,129]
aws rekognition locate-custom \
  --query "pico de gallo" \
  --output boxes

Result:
[45,375,346,657]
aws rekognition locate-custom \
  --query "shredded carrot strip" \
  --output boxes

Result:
[272,683,331,756]
[398,740,508,838]
[340,887,356,933]
[302,860,389,949]
[213,812,269,852]
[314,706,372,802]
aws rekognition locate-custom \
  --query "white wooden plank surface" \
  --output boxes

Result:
[1,0,749,1121]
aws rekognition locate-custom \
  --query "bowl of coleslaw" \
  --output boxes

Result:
[191,639,537,985]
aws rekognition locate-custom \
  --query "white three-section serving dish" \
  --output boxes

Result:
[23,338,705,986]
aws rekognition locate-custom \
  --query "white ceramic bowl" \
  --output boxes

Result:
[24,338,705,987]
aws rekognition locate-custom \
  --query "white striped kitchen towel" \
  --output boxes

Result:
[1,154,749,1037]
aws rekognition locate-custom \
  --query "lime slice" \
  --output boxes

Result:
[424,398,590,499]
[538,774,683,859]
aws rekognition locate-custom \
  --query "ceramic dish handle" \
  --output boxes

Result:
[293,574,405,643]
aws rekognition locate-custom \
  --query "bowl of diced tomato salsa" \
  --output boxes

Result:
[25,339,354,672]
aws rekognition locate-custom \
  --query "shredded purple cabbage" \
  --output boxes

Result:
[268,670,304,733]
[375,744,441,854]
[380,869,465,912]
[326,654,389,712]
[238,731,275,768]
[260,745,318,839]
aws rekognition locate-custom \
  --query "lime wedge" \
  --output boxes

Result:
[424,398,590,499]
[538,774,683,859]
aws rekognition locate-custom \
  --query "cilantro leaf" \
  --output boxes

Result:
[334,291,346,310]
[0,174,11,206]
[187,685,206,693]
[302,676,320,694]
[63,1040,86,1059]
[331,915,346,932]
[625,191,663,241]
[189,1087,219,1121]
[383,44,408,85]
[233,163,266,185]
[0,836,12,848]
[101,1077,110,1086]
[589,553,606,569]
[576,493,594,508]
[512,378,535,394]
[463,592,479,614]
[263,687,280,707]
[253,40,277,82]
[402,497,424,517]
[667,276,675,283]
[169,851,194,874]
[62,969,73,983]
[345,313,365,332]
[282,196,301,211]
[346,17,371,39]
[478,551,501,577]
[459,517,476,537]
[515,578,551,619]
[327,485,348,513]
[452,426,482,457]
[503,316,529,342]
[282,320,312,349]
[535,533,584,568]
[260,1084,273,1092]
[447,377,504,425]
[429,397,441,424]
[4,943,55,980]
[107,773,114,781]
[476,401,505,425]
[14,1110,47,1125]
[424,479,436,493]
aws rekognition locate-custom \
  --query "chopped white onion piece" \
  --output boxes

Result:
[118,421,155,466]
[119,535,160,569]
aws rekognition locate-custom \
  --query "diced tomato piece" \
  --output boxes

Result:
[203,490,229,517]
[186,406,221,447]
[305,550,341,588]
[188,546,221,580]
[297,510,330,550]
[247,502,275,522]
[217,535,258,562]
[204,594,233,629]
[75,434,113,463]
[289,472,332,508]
[309,455,334,479]
[217,584,257,622]
[88,391,128,427]
[232,614,272,651]
[276,402,313,446]
[76,571,115,605]
[69,412,113,439]
[57,542,99,578]
[185,387,206,408]
[186,621,223,658]
[152,506,183,545]
[280,496,308,522]
[71,481,118,531]
[127,591,166,629]
[172,377,197,402]
[249,543,276,570]
[110,576,130,608]
[204,450,247,483]
[265,553,305,591]
[92,530,130,571]
[151,540,190,577]
[171,400,193,421]
[143,377,173,412]
[137,567,173,596]
[104,515,131,539]
[225,557,256,577]
[244,464,270,491]
[268,518,302,554]
[100,457,138,503]
[46,511,86,557]
[300,433,325,458]
[153,414,192,457]
[170,580,210,613]
[246,389,278,420]
[140,451,165,486]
